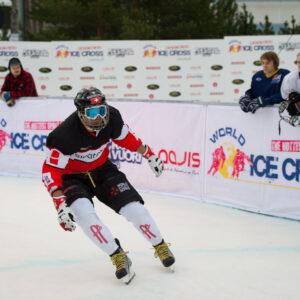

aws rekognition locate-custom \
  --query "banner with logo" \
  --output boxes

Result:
[111,101,205,199]
[1,100,299,219]
[0,99,205,200]
[204,105,300,219]
[51,41,143,99]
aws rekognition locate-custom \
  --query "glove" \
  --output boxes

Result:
[288,92,300,103]
[142,145,164,177]
[2,91,15,107]
[247,97,263,114]
[238,95,251,112]
[53,195,76,232]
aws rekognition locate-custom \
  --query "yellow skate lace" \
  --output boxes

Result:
[111,251,128,271]
[154,242,171,260]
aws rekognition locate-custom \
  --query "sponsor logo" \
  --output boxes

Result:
[0,129,11,152]
[8,132,48,151]
[190,84,204,88]
[39,67,52,73]
[60,85,72,91]
[22,49,49,58]
[108,48,134,57]
[279,42,300,51]
[158,149,201,175]
[123,93,139,97]
[103,85,118,89]
[271,74,282,84]
[56,45,70,58]
[167,75,182,79]
[72,145,106,163]
[125,66,137,72]
[147,84,160,90]
[211,65,223,71]
[80,76,95,80]
[81,66,93,72]
[143,44,191,57]
[146,66,161,70]
[194,47,220,56]
[253,60,261,66]
[102,67,115,72]
[208,127,250,179]
[169,91,181,97]
[0,66,8,72]
[99,75,117,80]
[24,121,61,131]
[55,45,104,58]
[232,79,244,85]
[231,61,245,65]
[229,39,274,53]
[108,142,142,168]
[143,45,158,57]
[0,50,18,56]
[271,140,300,152]
[210,92,224,96]
[169,65,181,71]
[37,76,49,81]
[58,67,73,71]
[186,74,203,79]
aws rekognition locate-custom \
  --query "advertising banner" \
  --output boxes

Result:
[204,105,300,219]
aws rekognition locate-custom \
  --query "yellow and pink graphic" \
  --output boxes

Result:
[207,142,252,179]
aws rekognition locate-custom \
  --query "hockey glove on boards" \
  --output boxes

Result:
[247,97,263,114]
[238,94,252,112]
[142,145,164,177]
[1,91,15,107]
[53,195,76,232]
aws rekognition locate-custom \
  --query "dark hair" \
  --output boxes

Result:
[8,57,23,70]
[260,51,279,69]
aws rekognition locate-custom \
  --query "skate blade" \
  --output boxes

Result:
[122,271,135,285]
[167,265,175,273]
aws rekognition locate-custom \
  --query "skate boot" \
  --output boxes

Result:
[153,239,175,271]
[110,239,135,284]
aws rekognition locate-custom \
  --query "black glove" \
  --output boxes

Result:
[287,92,300,116]
[288,92,300,103]
[238,95,251,112]
[248,97,263,114]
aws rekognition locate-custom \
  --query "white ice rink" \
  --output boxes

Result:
[0,176,300,300]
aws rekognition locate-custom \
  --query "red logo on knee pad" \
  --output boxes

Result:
[140,224,157,239]
[90,225,108,243]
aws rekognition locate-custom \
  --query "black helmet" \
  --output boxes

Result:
[74,87,106,109]
[74,87,109,131]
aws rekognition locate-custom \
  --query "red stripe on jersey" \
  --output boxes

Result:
[113,131,142,151]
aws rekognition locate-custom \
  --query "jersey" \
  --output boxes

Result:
[246,69,290,106]
[280,70,300,100]
[42,105,143,195]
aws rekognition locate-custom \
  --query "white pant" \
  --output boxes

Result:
[70,198,163,255]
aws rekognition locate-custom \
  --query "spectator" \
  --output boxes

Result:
[239,51,289,114]
[279,52,300,127]
[1,57,38,107]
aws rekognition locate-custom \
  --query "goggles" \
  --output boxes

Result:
[84,105,107,119]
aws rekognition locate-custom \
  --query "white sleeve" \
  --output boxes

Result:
[281,73,291,100]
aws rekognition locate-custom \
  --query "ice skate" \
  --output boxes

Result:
[153,239,175,272]
[110,240,135,284]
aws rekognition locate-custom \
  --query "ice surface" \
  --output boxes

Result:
[0,176,300,300]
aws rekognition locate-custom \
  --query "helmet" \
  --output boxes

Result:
[74,87,109,131]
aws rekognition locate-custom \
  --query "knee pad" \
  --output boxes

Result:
[120,201,147,222]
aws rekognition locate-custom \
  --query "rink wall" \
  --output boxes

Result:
[0,98,299,220]
[0,35,300,103]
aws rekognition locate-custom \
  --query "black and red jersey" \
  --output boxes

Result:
[42,105,142,195]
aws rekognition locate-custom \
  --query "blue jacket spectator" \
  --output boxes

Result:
[239,51,289,114]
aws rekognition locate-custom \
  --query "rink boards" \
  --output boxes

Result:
[0,99,299,220]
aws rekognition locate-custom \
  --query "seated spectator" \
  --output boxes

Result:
[279,52,300,127]
[1,57,38,107]
[239,51,289,114]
